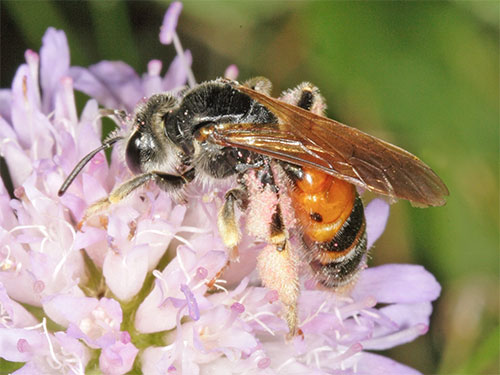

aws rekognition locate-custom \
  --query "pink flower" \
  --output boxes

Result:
[0,3,440,374]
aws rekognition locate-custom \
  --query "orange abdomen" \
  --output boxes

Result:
[291,167,355,244]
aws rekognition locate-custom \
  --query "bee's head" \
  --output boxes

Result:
[125,93,185,175]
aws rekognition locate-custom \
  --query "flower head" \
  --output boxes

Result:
[0,3,440,374]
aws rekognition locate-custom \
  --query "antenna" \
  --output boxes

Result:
[58,136,123,196]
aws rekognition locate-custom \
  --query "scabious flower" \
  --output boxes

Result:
[0,3,440,374]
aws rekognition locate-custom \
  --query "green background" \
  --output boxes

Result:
[1,1,498,374]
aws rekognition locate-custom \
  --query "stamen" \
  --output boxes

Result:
[307,345,333,368]
[52,250,70,280]
[180,284,199,320]
[171,33,196,88]
[339,296,377,319]
[353,314,361,326]
[276,357,297,373]
[9,224,50,238]
[152,269,170,298]
[176,226,211,234]
[333,343,363,366]
[0,245,14,271]
[242,311,275,336]
[362,323,428,349]
[135,229,195,251]
[211,282,229,294]
[176,248,191,283]
[41,318,63,368]
[300,300,327,326]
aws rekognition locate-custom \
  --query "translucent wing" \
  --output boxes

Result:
[203,85,448,207]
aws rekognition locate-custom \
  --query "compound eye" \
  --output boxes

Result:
[125,131,143,175]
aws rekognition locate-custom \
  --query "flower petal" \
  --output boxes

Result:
[353,264,441,304]
[0,328,44,362]
[162,50,192,91]
[70,61,142,111]
[103,245,149,301]
[362,302,432,350]
[99,340,139,375]
[40,28,70,113]
[365,198,390,249]
[356,352,422,375]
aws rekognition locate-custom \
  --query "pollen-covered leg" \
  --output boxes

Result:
[257,203,300,336]
[217,188,248,261]
[257,240,300,336]
[79,171,190,229]
[78,173,156,229]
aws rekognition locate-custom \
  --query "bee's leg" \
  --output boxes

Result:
[257,202,300,337]
[205,187,248,291]
[217,187,248,261]
[79,171,191,228]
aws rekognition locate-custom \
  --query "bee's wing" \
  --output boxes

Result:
[206,85,448,207]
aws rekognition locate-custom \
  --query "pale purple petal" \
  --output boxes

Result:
[53,331,91,370]
[12,361,39,375]
[352,264,441,304]
[23,50,42,110]
[73,226,107,250]
[0,184,17,229]
[24,50,41,109]
[103,245,149,301]
[159,2,183,45]
[217,329,257,354]
[43,294,98,327]
[357,352,422,375]
[40,28,70,113]
[100,340,139,375]
[70,61,143,111]
[362,302,431,350]
[140,347,171,375]
[54,76,78,125]
[0,283,14,322]
[10,65,40,148]
[0,113,17,141]
[162,50,192,91]
[365,198,390,249]
[82,172,108,202]
[134,284,179,333]
[0,89,13,121]
[1,141,32,187]
[0,328,44,362]
[0,283,38,328]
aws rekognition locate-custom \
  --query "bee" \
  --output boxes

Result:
[58,77,448,336]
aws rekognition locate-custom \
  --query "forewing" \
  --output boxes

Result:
[207,85,448,207]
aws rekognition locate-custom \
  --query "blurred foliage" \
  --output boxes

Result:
[1,1,498,374]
